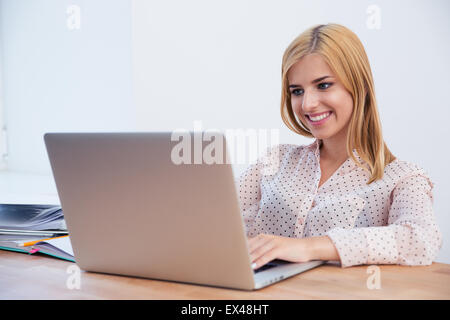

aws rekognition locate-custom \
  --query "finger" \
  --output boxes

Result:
[250,238,276,263]
[248,234,271,255]
[247,234,265,252]
[252,247,278,270]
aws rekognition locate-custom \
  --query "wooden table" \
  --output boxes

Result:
[1,250,449,299]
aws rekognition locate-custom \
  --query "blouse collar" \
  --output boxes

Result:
[305,138,365,174]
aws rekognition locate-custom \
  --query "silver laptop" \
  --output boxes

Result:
[44,132,324,290]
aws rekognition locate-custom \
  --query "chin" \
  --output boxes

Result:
[310,131,332,140]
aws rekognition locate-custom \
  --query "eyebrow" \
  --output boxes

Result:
[288,75,333,88]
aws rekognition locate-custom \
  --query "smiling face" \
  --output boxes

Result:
[287,53,354,144]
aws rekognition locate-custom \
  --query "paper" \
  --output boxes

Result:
[0,204,66,231]
[43,236,74,256]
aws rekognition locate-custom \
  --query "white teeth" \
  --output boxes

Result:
[309,112,331,121]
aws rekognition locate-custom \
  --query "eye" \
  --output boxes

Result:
[290,82,333,97]
[318,82,333,89]
[291,88,304,96]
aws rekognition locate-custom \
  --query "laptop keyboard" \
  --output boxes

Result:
[253,260,287,273]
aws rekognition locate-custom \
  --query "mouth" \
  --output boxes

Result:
[306,111,332,126]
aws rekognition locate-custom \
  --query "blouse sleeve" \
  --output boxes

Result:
[326,172,443,268]
[235,145,282,234]
[236,161,261,232]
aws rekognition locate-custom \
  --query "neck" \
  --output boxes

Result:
[319,135,349,163]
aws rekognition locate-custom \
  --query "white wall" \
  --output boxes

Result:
[1,0,449,263]
[0,0,135,174]
[0,2,6,170]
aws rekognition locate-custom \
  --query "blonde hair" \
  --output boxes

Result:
[280,23,396,184]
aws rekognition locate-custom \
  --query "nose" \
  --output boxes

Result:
[301,90,320,113]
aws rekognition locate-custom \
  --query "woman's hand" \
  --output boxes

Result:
[248,234,340,270]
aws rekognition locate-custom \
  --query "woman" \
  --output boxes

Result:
[239,23,443,270]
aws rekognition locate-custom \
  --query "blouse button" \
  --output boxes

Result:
[297,217,304,224]
[311,200,316,208]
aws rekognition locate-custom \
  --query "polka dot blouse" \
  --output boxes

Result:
[236,139,443,268]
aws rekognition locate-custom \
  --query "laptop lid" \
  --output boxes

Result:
[44,132,256,290]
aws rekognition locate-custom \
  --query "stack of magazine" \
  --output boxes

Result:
[0,204,74,262]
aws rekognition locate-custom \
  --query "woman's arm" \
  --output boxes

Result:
[248,234,340,269]
[326,173,443,268]
[249,173,443,269]
[236,145,282,236]
[308,235,341,261]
